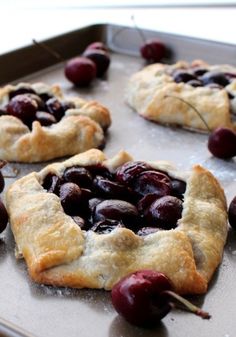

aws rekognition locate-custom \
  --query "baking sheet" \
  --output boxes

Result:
[0,24,236,337]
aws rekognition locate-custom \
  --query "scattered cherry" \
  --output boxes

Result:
[64,56,96,86]
[228,196,236,229]
[111,270,210,327]
[140,39,166,63]
[83,49,110,77]
[208,127,236,159]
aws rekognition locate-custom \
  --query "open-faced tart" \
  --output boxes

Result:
[6,149,228,294]
[126,59,236,132]
[0,82,111,162]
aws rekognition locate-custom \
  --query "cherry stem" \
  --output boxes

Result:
[131,15,147,44]
[32,39,65,63]
[164,290,211,319]
[164,94,211,132]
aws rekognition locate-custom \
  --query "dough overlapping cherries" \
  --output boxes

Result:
[42,160,186,234]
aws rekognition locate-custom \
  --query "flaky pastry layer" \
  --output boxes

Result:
[6,149,228,294]
[0,83,111,162]
[126,60,236,132]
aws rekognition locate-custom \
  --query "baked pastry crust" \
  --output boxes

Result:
[126,60,236,132]
[6,149,228,294]
[0,82,111,162]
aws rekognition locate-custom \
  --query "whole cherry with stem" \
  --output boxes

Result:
[111,270,210,327]
[164,94,236,159]
[131,15,167,63]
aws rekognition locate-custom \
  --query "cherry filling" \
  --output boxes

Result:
[172,68,235,99]
[1,86,76,128]
[42,161,186,235]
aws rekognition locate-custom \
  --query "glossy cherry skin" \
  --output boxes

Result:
[85,41,109,53]
[9,86,36,100]
[35,111,57,126]
[0,198,8,233]
[59,182,83,215]
[7,94,38,125]
[63,166,92,188]
[146,195,183,229]
[171,179,186,199]
[140,39,166,63]
[0,171,4,193]
[116,161,152,185]
[173,70,196,83]
[42,174,61,194]
[83,49,110,77]
[65,57,96,86]
[93,199,139,230]
[201,71,229,87]
[111,270,172,327]
[93,176,131,200]
[46,97,66,121]
[133,170,171,197]
[228,196,236,229]
[208,127,236,159]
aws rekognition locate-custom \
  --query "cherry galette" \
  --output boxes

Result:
[126,59,236,132]
[0,82,111,162]
[6,149,227,294]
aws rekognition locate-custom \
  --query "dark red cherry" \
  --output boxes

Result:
[42,174,61,194]
[59,182,83,216]
[173,70,196,83]
[116,161,152,185]
[93,176,131,200]
[0,198,9,233]
[64,57,96,86]
[191,67,208,76]
[0,171,5,193]
[91,219,124,234]
[228,196,236,229]
[133,170,171,197]
[63,166,92,188]
[9,86,36,100]
[24,94,46,111]
[85,41,109,53]
[111,269,210,327]
[140,39,166,63]
[146,195,183,229]
[171,179,186,198]
[88,198,104,214]
[201,71,229,87]
[83,49,110,77]
[208,127,236,159]
[137,193,160,215]
[7,94,38,125]
[46,97,65,121]
[93,199,139,230]
[35,111,57,126]
[111,270,172,326]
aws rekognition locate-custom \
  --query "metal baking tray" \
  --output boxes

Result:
[0,24,236,337]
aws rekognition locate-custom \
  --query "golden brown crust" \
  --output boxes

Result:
[0,83,111,162]
[6,149,228,294]
[126,60,236,132]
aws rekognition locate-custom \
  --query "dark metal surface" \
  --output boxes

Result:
[0,24,236,337]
